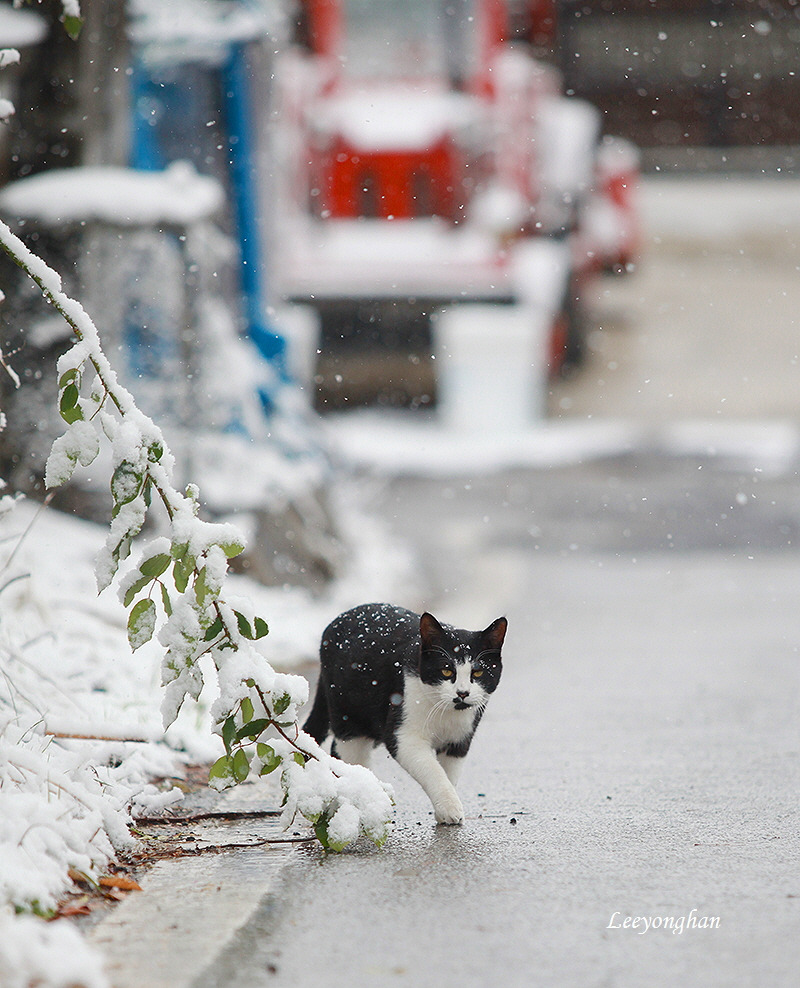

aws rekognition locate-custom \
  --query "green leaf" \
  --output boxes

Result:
[314,819,331,850]
[273,693,291,716]
[240,697,254,723]
[222,716,237,755]
[194,566,209,606]
[232,748,250,783]
[59,384,83,424]
[111,462,143,506]
[58,368,79,389]
[160,581,173,617]
[60,382,79,408]
[203,615,224,641]
[171,541,189,561]
[237,718,270,742]
[140,553,171,580]
[127,598,156,651]
[370,828,389,850]
[24,901,58,920]
[123,574,151,608]
[293,751,306,766]
[257,743,281,775]
[113,536,132,568]
[173,554,194,593]
[100,535,133,589]
[63,14,83,39]
[209,755,234,783]
[231,611,267,641]
[148,440,164,462]
[220,539,245,559]
[235,611,254,639]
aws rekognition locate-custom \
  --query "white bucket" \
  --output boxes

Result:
[433,303,549,432]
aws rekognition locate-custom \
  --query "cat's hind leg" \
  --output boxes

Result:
[333,736,374,768]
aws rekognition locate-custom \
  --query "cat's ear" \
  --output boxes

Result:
[419,612,446,647]
[482,617,507,652]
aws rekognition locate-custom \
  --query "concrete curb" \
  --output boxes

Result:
[88,782,303,988]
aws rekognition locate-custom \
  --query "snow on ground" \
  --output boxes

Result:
[0,473,414,985]
[639,174,800,247]
[324,409,800,479]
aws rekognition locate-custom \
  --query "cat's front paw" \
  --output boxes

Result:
[434,794,465,825]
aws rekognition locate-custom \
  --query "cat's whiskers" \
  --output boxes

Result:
[423,695,453,734]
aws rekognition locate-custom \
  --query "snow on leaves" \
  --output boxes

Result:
[45,420,100,488]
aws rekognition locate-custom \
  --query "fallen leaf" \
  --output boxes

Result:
[68,868,95,887]
[99,874,142,891]
[56,895,91,917]
[58,901,92,917]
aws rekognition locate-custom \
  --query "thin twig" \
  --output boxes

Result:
[44,730,158,743]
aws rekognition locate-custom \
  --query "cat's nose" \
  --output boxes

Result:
[456,689,470,699]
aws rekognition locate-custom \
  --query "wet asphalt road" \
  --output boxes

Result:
[210,450,800,988]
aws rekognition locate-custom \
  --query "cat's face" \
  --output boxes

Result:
[418,612,507,711]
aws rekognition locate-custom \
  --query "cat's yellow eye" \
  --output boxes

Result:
[441,668,454,678]
[472,669,484,678]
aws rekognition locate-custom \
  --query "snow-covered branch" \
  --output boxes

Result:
[0,218,394,854]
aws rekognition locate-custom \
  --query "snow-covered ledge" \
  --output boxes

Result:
[0,162,223,228]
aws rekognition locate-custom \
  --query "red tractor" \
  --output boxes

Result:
[272,0,639,408]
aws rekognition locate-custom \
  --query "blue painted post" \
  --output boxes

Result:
[222,42,287,412]
[129,59,165,171]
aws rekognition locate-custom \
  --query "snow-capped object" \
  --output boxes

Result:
[128,0,284,66]
[0,4,47,49]
[0,162,224,228]
[309,88,479,152]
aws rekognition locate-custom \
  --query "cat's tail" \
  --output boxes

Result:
[302,680,329,743]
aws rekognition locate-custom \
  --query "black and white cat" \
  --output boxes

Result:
[303,603,507,825]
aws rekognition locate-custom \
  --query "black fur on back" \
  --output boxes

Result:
[304,604,417,746]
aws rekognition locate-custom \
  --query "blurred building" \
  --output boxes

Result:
[557,0,800,172]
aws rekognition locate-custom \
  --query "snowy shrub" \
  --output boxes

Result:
[0,725,123,916]
[0,212,394,857]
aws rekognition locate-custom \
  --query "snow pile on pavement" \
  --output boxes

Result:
[323,409,800,478]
